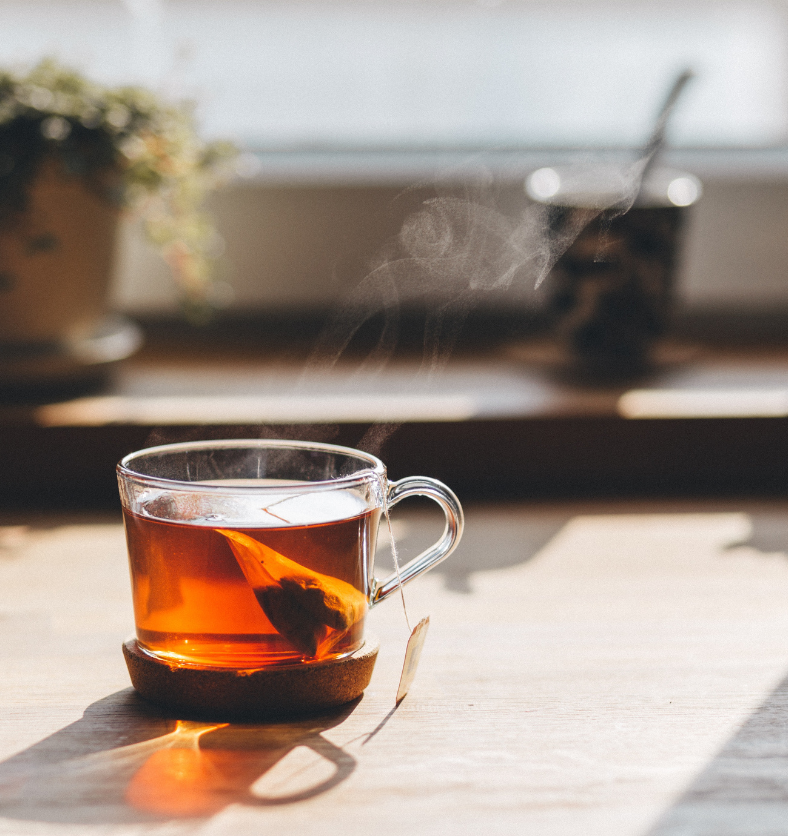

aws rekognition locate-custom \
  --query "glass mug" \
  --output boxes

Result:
[117,439,464,668]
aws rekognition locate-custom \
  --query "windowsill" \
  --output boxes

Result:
[241,146,788,186]
[5,319,788,507]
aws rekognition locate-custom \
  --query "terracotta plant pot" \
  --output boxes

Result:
[0,157,141,389]
[0,157,118,342]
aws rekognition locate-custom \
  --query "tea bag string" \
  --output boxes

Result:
[381,476,411,634]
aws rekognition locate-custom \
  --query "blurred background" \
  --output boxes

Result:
[1,0,786,320]
[5,0,788,506]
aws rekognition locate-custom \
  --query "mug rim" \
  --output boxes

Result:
[117,438,386,495]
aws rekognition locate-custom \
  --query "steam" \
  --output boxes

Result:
[302,68,698,457]
[308,180,549,373]
[296,148,666,458]
[141,155,653,461]
[307,158,646,358]
[295,172,565,455]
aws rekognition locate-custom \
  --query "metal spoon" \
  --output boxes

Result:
[636,68,695,201]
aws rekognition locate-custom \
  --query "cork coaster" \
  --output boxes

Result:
[123,636,379,721]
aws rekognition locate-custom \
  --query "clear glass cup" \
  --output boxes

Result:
[117,439,463,669]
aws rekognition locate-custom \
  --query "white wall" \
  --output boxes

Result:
[0,0,786,148]
[111,164,788,317]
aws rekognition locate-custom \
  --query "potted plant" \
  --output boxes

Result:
[0,59,235,385]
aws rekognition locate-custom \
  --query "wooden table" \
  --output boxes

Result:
[2,500,788,834]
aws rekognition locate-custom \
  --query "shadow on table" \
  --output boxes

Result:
[435,511,570,593]
[386,507,571,594]
[434,506,788,595]
[727,511,788,558]
[647,510,788,834]
[647,671,788,836]
[0,688,361,824]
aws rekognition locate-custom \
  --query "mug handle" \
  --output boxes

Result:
[371,476,464,605]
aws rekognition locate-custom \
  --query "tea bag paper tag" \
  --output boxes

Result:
[396,616,430,704]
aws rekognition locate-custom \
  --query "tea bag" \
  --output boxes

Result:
[218,529,367,658]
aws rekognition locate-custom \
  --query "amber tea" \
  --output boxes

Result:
[118,439,463,672]
[123,497,380,668]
